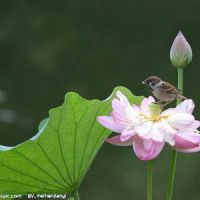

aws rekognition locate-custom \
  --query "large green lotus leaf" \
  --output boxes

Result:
[0,86,143,194]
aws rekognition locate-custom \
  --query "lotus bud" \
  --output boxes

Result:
[170,31,192,68]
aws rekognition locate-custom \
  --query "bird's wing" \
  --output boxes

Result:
[161,81,179,94]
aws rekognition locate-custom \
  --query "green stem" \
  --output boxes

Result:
[165,68,183,200]
[177,68,184,101]
[74,191,80,200]
[165,149,177,200]
[69,191,80,200]
[147,160,153,200]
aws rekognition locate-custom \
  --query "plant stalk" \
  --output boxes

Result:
[165,68,183,200]
[70,191,80,200]
[74,191,80,200]
[147,160,153,200]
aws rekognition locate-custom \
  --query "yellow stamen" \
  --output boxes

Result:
[149,115,168,122]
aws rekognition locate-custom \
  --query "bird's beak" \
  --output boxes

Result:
[142,81,146,84]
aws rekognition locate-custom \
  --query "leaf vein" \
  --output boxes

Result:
[0,161,64,191]
[48,123,74,187]
[79,128,107,185]
[68,97,80,187]
[76,103,106,181]
[0,179,61,193]
[37,142,71,189]
[14,150,66,191]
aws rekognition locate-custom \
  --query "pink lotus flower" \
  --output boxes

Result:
[97,91,200,160]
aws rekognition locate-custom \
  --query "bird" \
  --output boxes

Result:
[142,76,187,104]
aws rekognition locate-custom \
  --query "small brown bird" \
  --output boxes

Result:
[142,76,187,103]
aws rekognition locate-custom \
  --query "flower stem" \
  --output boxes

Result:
[165,67,183,200]
[147,160,153,200]
[165,149,177,200]
[177,68,184,101]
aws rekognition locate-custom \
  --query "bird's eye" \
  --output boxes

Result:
[150,82,155,86]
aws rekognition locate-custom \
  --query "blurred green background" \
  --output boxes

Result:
[0,0,200,199]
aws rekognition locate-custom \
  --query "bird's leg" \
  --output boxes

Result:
[162,102,171,107]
